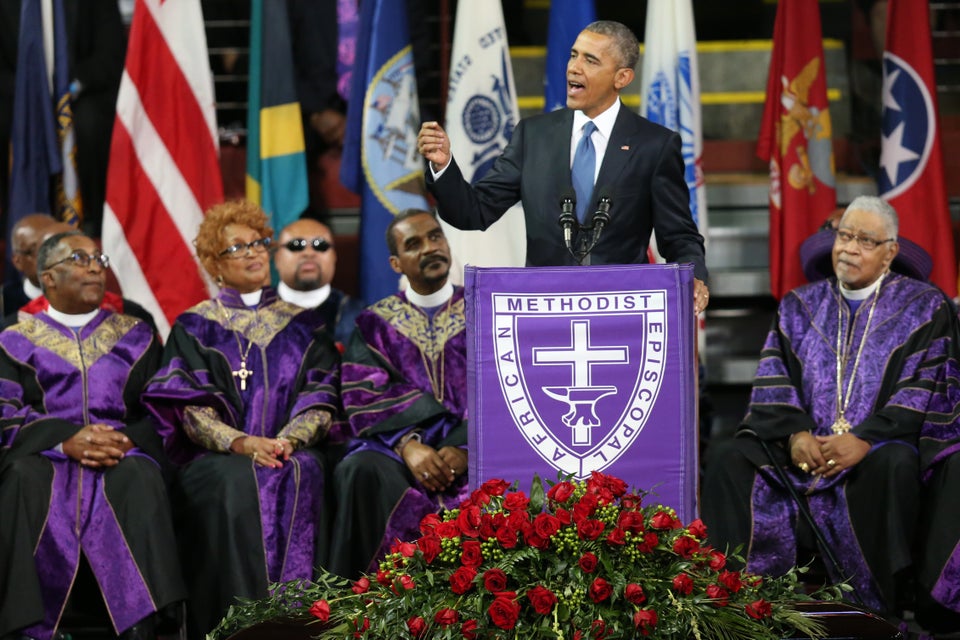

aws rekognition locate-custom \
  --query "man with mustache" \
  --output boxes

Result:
[273,218,365,349]
[329,209,469,578]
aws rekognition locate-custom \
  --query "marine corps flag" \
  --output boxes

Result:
[880,0,956,296]
[757,0,836,300]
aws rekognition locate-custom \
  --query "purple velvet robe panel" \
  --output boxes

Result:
[141,287,342,584]
[0,311,168,639]
[740,275,960,612]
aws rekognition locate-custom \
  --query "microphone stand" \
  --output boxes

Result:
[574,195,612,265]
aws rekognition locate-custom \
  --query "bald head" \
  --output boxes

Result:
[11,214,59,286]
[274,218,338,291]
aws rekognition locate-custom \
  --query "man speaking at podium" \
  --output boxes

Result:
[417,20,709,313]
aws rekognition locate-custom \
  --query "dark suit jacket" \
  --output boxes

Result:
[427,104,707,281]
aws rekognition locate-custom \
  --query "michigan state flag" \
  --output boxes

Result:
[246,0,309,231]
[341,0,429,303]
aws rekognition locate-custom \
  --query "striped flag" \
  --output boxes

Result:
[441,0,525,282]
[544,0,596,112]
[7,0,82,237]
[340,0,429,303]
[245,0,309,232]
[757,0,836,299]
[880,0,957,296]
[102,0,223,338]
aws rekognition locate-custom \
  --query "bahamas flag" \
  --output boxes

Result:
[544,0,596,112]
[246,0,308,231]
[341,0,429,303]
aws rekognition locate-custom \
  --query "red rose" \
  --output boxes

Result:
[496,526,518,549]
[457,504,482,538]
[672,535,700,559]
[488,595,521,630]
[461,619,478,640]
[461,540,483,567]
[507,509,530,528]
[450,566,477,594]
[437,521,461,538]
[352,617,369,638]
[481,478,510,496]
[588,577,612,603]
[573,493,599,520]
[503,491,530,512]
[555,508,572,525]
[547,481,575,503]
[618,510,645,534]
[706,584,730,606]
[407,616,427,638]
[577,519,605,540]
[376,569,391,586]
[745,598,773,620]
[650,510,675,530]
[533,512,562,539]
[392,540,417,557]
[419,512,442,533]
[526,532,549,550]
[309,600,330,621]
[478,514,497,540]
[633,609,658,636]
[718,570,744,593]
[400,574,416,590]
[526,585,558,614]
[435,608,460,626]
[636,531,659,552]
[621,493,642,509]
[351,577,370,594]
[624,583,646,605]
[483,568,508,592]
[687,518,708,539]
[417,534,441,563]
[708,549,727,571]
[590,619,607,639]
[605,526,626,545]
[579,552,598,573]
[672,573,694,595]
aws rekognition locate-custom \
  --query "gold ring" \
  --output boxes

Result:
[826,459,837,468]
[450,468,456,475]
[422,471,429,480]
[798,462,810,473]
[252,451,259,460]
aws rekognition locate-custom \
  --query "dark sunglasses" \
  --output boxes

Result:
[283,237,332,253]
[45,250,110,270]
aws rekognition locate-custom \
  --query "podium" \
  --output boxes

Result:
[464,263,699,522]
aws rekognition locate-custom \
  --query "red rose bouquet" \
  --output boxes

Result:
[210,472,843,639]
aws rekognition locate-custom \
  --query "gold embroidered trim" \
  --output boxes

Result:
[13,314,140,369]
[183,405,245,452]
[370,296,465,360]
[195,299,302,348]
[279,409,331,448]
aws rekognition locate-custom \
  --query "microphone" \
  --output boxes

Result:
[590,189,613,247]
[558,188,577,255]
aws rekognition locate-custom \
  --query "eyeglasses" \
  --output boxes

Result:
[282,237,332,253]
[219,237,272,258]
[45,250,110,270]
[834,229,894,251]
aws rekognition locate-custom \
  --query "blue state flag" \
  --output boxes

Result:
[246,0,309,232]
[544,0,596,112]
[341,0,429,303]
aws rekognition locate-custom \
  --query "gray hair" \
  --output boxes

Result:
[841,196,899,239]
[584,21,639,70]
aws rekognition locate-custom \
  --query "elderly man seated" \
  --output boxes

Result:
[701,196,960,619]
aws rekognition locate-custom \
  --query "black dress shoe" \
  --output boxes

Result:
[118,615,156,640]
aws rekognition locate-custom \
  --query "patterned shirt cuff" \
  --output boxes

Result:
[183,405,246,453]
[278,409,331,448]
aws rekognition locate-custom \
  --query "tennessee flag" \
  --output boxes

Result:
[880,0,956,296]
[102,0,223,338]
[757,0,836,300]
[246,0,309,231]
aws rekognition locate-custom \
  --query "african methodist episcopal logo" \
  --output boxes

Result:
[492,290,668,479]
[362,45,427,213]
[879,52,936,198]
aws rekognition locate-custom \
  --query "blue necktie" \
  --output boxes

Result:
[571,121,597,223]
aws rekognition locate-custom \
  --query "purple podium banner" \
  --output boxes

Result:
[464,263,698,521]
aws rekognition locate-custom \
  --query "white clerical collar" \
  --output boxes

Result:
[573,99,620,141]
[406,281,454,309]
[839,273,885,301]
[240,289,263,307]
[278,282,331,309]
[23,278,42,301]
[47,306,99,328]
